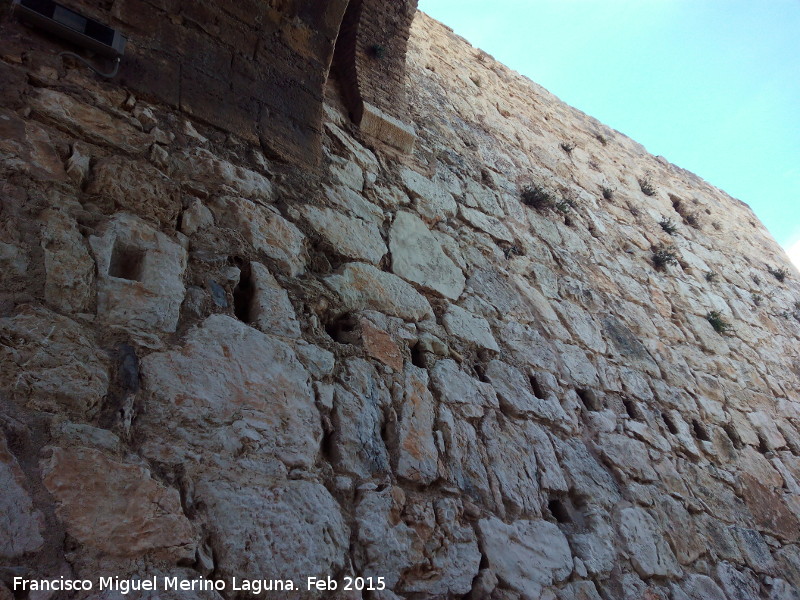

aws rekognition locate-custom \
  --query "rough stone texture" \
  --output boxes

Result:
[41,446,195,560]
[197,475,349,596]
[390,211,465,299]
[300,204,387,264]
[478,517,573,597]
[1,6,800,600]
[0,307,108,416]
[139,315,320,468]
[0,433,44,558]
[89,213,187,333]
[325,262,434,321]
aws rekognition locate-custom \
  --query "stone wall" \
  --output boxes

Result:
[2,6,800,600]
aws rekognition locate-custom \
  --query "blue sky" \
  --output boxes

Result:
[418,0,800,265]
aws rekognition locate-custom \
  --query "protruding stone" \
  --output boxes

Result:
[390,211,465,299]
[443,304,500,351]
[325,262,434,321]
[300,204,386,264]
[40,209,94,313]
[392,365,439,485]
[89,213,187,333]
[41,446,195,560]
[0,433,44,558]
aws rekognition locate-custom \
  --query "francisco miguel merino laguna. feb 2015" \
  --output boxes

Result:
[13,575,388,594]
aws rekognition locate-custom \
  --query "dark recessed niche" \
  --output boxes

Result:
[577,389,602,412]
[692,419,711,442]
[108,241,145,281]
[662,412,679,435]
[548,498,572,524]
[623,397,643,421]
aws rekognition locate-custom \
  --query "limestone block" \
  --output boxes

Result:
[330,359,392,479]
[140,315,320,468]
[197,476,349,593]
[179,198,214,236]
[87,156,181,226]
[477,517,572,597]
[438,405,493,505]
[553,437,621,507]
[716,561,761,600]
[0,306,108,416]
[325,184,385,224]
[0,433,44,558]
[30,88,149,153]
[390,211,465,300]
[558,581,603,600]
[0,242,28,276]
[748,410,787,451]
[328,154,364,191]
[459,205,514,242]
[41,446,195,560]
[300,204,386,264]
[443,303,500,351]
[618,507,681,578]
[360,318,404,371]
[249,262,301,339]
[479,412,542,517]
[398,167,457,223]
[325,262,434,321]
[210,197,306,276]
[430,358,499,417]
[392,365,439,485]
[484,359,568,423]
[0,108,66,181]
[402,498,481,596]
[361,102,417,154]
[596,433,658,482]
[89,213,187,333]
[40,209,94,313]
[676,574,726,600]
[181,148,273,202]
[354,487,417,590]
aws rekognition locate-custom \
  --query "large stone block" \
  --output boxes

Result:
[41,446,195,560]
[89,214,187,333]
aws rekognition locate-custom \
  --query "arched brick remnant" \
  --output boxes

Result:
[334,0,418,152]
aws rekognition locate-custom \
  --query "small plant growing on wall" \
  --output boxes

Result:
[560,141,576,155]
[706,310,733,335]
[600,186,614,201]
[659,217,678,235]
[370,44,387,59]
[685,213,700,229]
[751,293,763,306]
[521,184,553,210]
[705,271,717,282]
[652,245,678,270]
[595,133,608,146]
[768,266,789,282]
[638,175,657,196]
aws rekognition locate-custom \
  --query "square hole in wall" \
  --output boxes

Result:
[108,240,145,281]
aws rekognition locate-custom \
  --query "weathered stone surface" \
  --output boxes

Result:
[430,358,499,416]
[618,507,681,578]
[398,167,457,222]
[180,198,214,236]
[87,156,181,226]
[443,303,500,351]
[41,446,195,559]
[390,211,465,300]
[459,205,514,242]
[716,561,761,600]
[392,365,439,485]
[485,359,568,423]
[0,109,66,181]
[40,209,94,313]
[30,88,149,152]
[0,306,108,416]
[325,262,434,321]
[0,433,44,558]
[89,213,187,332]
[211,197,307,276]
[331,359,392,479]
[140,315,320,468]
[300,204,387,264]
[249,262,301,338]
[478,517,572,597]
[554,438,621,507]
[596,433,658,482]
[360,319,404,370]
[677,574,726,600]
[354,487,417,590]
[438,405,493,505]
[182,148,274,202]
[198,475,348,595]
